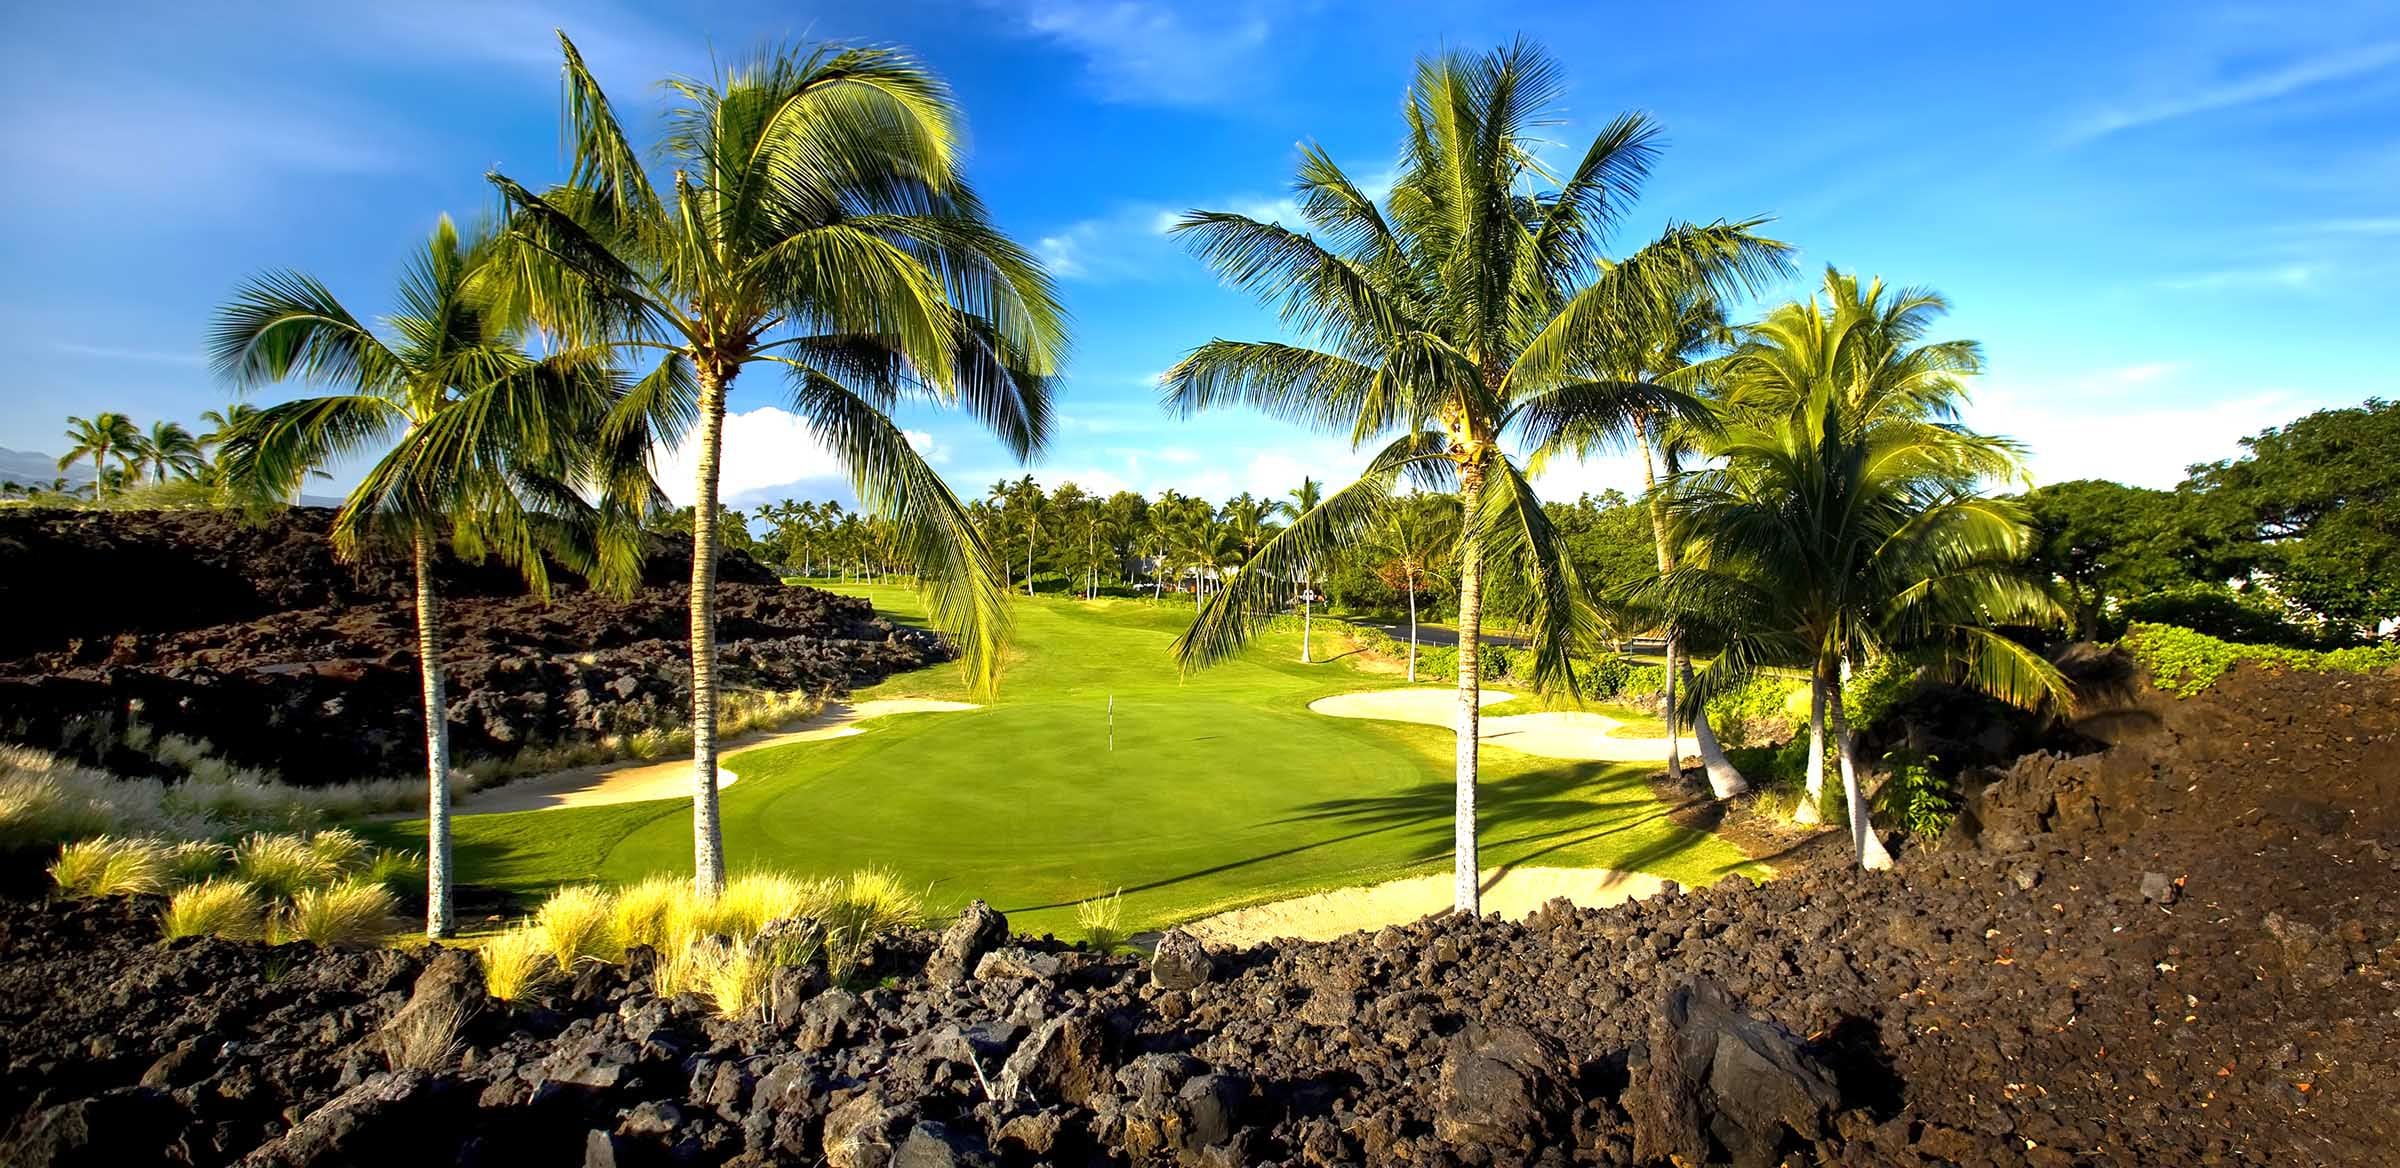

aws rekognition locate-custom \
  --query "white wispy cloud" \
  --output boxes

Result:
[2067,41,2400,143]
[1000,0,1274,107]
[50,342,204,366]
[2156,263,2323,292]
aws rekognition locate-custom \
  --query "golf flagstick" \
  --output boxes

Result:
[1107,694,1114,753]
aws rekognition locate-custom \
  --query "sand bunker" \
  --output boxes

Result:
[1310,687,1678,762]
[1184,865,1670,946]
[457,698,977,814]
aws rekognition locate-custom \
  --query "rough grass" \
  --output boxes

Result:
[811,867,923,983]
[49,836,169,897]
[361,848,424,894]
[161,878,267,941]
[278,882,396,946]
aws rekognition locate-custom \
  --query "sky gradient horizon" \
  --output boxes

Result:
[4,0,2395,511]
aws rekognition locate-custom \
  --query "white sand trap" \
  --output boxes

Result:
[1185,865,1670,946]
[456,698,976,815]
[1310,687,1680,763]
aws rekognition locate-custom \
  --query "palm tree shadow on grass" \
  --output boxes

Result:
[1003,762,1726,915]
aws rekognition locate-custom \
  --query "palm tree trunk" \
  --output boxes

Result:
[1686,664,1748,798]
[411,532,454,939]
[1452,463,1488,916]
[1797,663,1827,824]
[1406,574,1420,683]
[1301,595,1313,663]
[1829,664,1894,870]
[1662,628,1685,783]
[688,367,731,895]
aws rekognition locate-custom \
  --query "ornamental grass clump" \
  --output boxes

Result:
[361,848,424,895]
[698,871,810,943]
[49,836,169,898]
[480,923,556,1001]
[164,841,232,887]
[607,874,683,954]
[232,832,337,900]
[305,827,373,876]
[278,882,397,946]
[809,867,923,983]
[534,885,617,970]
[1076,888,1127,955]
[161,879,267,941]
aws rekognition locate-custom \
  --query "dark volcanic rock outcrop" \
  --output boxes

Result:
[0,508,951,778]
[1,664,2395,1164]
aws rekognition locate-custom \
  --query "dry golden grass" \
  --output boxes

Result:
[606,874,684,954]
[232,832,337,900]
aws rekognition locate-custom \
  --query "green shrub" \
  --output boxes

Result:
[279,882,397,946]
[1873,749,1958,840]
[49,836,170,897]
[162,879,267,941]
[2124,622,2400,697]
[2120,584,2355,651]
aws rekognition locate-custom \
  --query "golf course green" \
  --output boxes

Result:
[417,584,1762,935]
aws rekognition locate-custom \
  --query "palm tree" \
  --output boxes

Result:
[1363,493,1461,681]
[1008,474,1049,595]
[1665,270,2068,867]
[1161,40,1789,913]
[1546,285,1750,796]
[1280,476,1328,660]
[133,421,207,484]
[210,216,638,936]
[484,34,1066,893]
[58,413,140,499]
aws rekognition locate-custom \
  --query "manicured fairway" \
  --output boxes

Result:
[413,585,1761,935]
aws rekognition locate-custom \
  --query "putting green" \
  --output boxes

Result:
[411,585,1761,935]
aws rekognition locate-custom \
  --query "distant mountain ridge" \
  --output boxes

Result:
[0,448,96,488]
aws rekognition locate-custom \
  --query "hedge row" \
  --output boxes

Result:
[2122,621,2400,697]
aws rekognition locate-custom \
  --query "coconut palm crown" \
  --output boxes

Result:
[481,33,1067,892]
[1160,39,1792,912]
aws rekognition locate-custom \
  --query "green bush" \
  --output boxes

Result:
[2120,584,2356,651]
[1873,749,1958,839]
[2123,622,2400,697]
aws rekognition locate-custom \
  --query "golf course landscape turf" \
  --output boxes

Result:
[405,583,1763,936]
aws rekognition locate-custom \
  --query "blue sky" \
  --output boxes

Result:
[4,0,2395,509]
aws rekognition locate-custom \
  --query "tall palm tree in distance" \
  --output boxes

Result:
[134,421,207,484]
[1280,475,1328,660]
[1364,493,1461,681]
[210,216,638,936]
[58,412,141,499]
[484,33,1067,893]
[1163,39,1791,913]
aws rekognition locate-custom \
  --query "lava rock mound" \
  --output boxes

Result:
[0,508,952,779]
[2,663,2395,1165]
